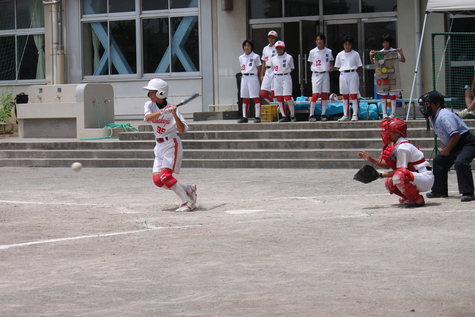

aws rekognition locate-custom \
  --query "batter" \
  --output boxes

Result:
[143,78,197,212]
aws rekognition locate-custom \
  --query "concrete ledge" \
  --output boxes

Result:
[208,104,238,112]
[193,111,239,121]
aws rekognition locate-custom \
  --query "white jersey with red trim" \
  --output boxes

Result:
[392,137,431,170]
[308,46,333,72]
[239,51,261,74]
[144,100,189,139]
[262,44,277,73]
[269,52,294,74]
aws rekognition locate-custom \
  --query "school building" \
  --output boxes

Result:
[1,0,474,125]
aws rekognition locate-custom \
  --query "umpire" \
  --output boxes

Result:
[419,91,475,202]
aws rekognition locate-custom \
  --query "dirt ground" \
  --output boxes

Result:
[0,167,474,317]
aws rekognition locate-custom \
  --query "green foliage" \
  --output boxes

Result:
[0,90,15,123]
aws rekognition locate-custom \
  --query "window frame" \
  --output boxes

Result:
[0,0,46,84]
[80,2,200,81]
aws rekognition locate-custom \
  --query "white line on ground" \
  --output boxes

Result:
[225,209,265,214]
[0,199,109,207]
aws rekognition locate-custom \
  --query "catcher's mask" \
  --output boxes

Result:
[418,91,444,119]
[379,118,407,145]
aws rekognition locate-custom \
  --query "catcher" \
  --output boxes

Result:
[356,118,434,208]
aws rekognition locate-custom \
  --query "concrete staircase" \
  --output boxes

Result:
[0,120,440,169]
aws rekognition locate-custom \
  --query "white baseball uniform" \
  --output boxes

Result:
[270,52,294,96]
[239,51,261,98]
[392,137,434,192]
[144,100,189,174]
[261,44,277,91]
[308,46,333,93]
[334,49,362,94]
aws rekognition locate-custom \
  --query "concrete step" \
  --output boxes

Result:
[120,128,434,141]
[138,119,434,132]
[0,149,153,159]
[181,138,435,150]
[184,148,436,160]
[181,158,373,169]
[0,118,451,169]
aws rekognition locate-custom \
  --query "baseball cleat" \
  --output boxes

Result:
[456,108,473,119]
[320,115,328,121]
[176,201,196,212]
[309,115,317,122]
[404,197,425,208]
[389,113,395,118]
[237,117,248,123]
[279,116,290,122]
[382,114,389,119]
[254,117,261,123]
[290,116,297,122]
[351,115,358,121]
[338,116,350,122]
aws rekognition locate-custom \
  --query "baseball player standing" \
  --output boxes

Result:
[334,35,363,122]
[308,33,334,121]
[260,30,278,104]
[269,40,296,122]
[369,34,406,118]
[238,40,262,123]
[358,118,434,208]
[142,78,197,212]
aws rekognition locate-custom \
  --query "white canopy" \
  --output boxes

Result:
[426,0,475,13]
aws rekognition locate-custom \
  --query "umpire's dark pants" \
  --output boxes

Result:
[431,132,475,195]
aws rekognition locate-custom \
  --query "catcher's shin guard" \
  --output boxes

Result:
[385,177,405,199]
[393,168,422,202]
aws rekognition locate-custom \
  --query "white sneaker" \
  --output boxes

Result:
[456,108,469,118]
[176,201,196,212]
[186,184,197,204]
[338,116,350,122]
[389,113,395,118]
[382,114,389,119]
[351,115,358,121]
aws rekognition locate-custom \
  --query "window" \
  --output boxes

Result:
[82,0,199,77]
[0,0,45,81]
[285,0,319,17]
[323,0,359,15]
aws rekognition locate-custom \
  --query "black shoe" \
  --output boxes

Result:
[405,197,425,208]
[461,194,475,202]
[320,115,328,121]
[290,116,297,122]
[309,115,317,122]
[237,117,248,123]
[254,117,261,123]
[426,192,448,198]
[279,116,290,122]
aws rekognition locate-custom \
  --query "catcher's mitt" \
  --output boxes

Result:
[353,164,381,184]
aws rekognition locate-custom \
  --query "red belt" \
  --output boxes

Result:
[156,137,169,143]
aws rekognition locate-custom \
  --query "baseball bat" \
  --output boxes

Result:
[158,93,199,115]
[175,93,199,107]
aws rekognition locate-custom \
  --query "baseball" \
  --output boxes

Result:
[71,162,83,172]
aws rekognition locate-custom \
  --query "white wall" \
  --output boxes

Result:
[212,0,247,107]
[397,0,444,100]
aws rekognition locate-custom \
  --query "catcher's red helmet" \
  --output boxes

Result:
[379,118,407,137]
[379,118,407,144]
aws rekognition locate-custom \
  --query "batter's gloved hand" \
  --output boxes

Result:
[353,164,381,184]
[161,106,173,114]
